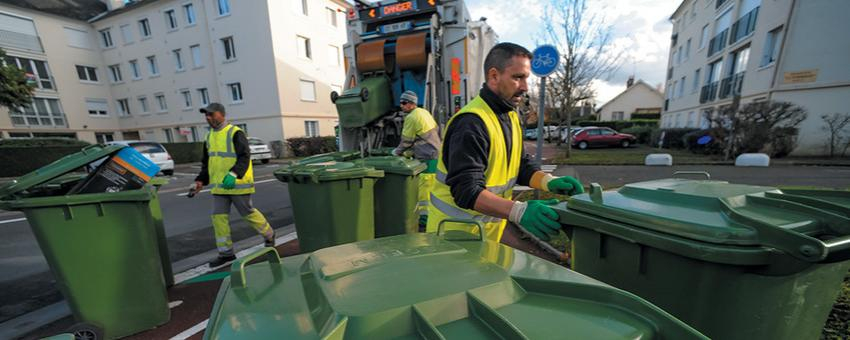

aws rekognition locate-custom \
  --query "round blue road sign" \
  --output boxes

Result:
[531,45,560,77]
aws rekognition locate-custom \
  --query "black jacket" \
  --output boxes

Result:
[442,86,540,209]
[194,127,251,185]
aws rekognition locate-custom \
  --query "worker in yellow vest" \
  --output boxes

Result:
[392,90,441,228]
[193,103,275,267]
[426,43,585,244]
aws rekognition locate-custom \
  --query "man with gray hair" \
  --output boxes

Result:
[393,90,441,227]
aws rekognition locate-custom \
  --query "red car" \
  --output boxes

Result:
[572,127,636,149]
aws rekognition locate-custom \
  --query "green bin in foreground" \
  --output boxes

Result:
[274,161,383,252]
[293,151,361,165]
[555,178,850,340]
[204,225,706,339]
[0,145,170,339]
[356,156,426,237]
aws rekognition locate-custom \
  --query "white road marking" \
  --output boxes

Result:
[173,172,196,176]
[172,231,297,284]
[170,319,208,340]
[174,178,278,197]
[168,300,184,309]
[0,217,26,225]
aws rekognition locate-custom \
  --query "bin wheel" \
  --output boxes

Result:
[162,169,174,176]
[68,322,103,340]
[360,87,369,102]
[330,91,339,103]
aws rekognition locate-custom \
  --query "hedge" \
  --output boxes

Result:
[0,138,90,148]
[631,113,661,120]
[0,146,86,177]
[160,142,204,164]
[287,136,338,157]
[649,128,700,149]
[578,119,659,131]
[620,126,655,145]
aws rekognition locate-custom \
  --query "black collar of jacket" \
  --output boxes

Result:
[480,85,516,115]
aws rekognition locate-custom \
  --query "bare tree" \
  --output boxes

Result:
[821,113,850,158]
[706,101,807,159]
[540,0,623,153]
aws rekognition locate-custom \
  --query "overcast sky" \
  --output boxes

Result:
[465,0,681,106]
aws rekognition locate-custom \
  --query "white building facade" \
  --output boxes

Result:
[597,79,663,122]
[661,0,850,155]
[0,0,349,144]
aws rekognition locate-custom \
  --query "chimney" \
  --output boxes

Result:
[626,75,635,88]
[101,0,127,11]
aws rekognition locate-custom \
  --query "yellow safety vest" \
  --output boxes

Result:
[401,107,441,160]
[426,96,522,242]
[207,124,254,195]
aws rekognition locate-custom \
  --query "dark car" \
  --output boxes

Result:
[572,127,636,149]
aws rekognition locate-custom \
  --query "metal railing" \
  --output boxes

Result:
[707,29,728,58]
[718,72,745,99]
[730,7,759,45]
[716,0,730,9]
[700,81,719,103]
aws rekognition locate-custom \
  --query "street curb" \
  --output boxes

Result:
[0,224,297,340]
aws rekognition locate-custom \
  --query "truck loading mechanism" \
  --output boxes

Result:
[332,0,497,154]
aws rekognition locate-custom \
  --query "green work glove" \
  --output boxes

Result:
[547,176,585,196]
[509,199,562,241]
[221,173,237,189]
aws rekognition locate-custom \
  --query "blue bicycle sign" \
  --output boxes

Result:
[531,45,559,77]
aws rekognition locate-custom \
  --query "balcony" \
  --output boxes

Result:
[718,72,745,99]
[707,29,728,58]
[716,0,730,9]
[730,7,759,45]
[667,67,673,80]
[700,81,719,104]
[664,99,669,111]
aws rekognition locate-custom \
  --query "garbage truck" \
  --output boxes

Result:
[332,0,497,153]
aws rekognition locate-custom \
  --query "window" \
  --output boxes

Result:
[173,49,184,71]
[300,79,316,101]
[732,47,750,74]
[300,0,309,16]
[305,120,318,137]
[99,28,113,48]
[155,93,167,112]
[138,96,149,113]
[692,68,701,93]
[147,55,159,75]
[138,18,151,38]
[601,129,615,136]
[228,82,243,102]
[612,111,624,120]
[190,44,202,67]
[64,27,92,49]
[181,90,192,108]
[678,76,686,98]
[108,64,123,82]
[688,111,696,127]
[129,59,141,79]
[217,0,230,16]
[183,3,196,25]
[684,39,691,61]
[670,80,677,99]
[117,98,131,116]
[76,65,98,82]
[164,128,174,143]
[326,7,337,26]
[671,51,677,67]
[120,24,133,44]
[708,59,723,84]
[761,26,783,66]
[221,37,236,60]
[328,45,340,66]
[297,36,311,59]
[699,24,709,49]
[86,99,109,116]
[9,98,66,127]
[165,9,178,30]
[197,88,209,105]
[4,56,54,90]
[96,133,114,144]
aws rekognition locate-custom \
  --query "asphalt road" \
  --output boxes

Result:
[0,162,293,322]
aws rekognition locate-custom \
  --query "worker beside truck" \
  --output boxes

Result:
[427,42,585,243]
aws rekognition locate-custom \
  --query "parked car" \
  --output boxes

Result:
[105,140,175,175]
[524,129,538,140]
[571,127,636,150]
[560,127,585,144]
[248,137,272,164]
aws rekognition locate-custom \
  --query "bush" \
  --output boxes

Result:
[161,142,204,164]
[0,146,86,177]
[683,129,725,155]
[620,126,654,144]
[631,113,661,120]
[0,138,89,148]
[578,119,658,132]
[649,128,699,149]
[287,136,337,157]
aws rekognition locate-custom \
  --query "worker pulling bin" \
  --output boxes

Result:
[555,178,850,340]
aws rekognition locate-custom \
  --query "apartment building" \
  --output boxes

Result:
[661,0,850,155]
[0,0,349,144]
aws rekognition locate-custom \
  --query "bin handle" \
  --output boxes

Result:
[437,218,484,242]
[673,171,711,180]
[230,247,281,289]
[822,235,850,263]
[81,144,102,154]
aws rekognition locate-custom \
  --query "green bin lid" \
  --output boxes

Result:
[274,161,383,183]
[0,144,124,199]
[294,151,361,165]
[355,156,426,175]
[566,178,850,262]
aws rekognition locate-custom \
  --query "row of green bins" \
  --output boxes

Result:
[294,151,361,166]
[554,178,850,340]
[356,156,426,237]
[203,227,707,339]
[274,161,383,252]
[0,145,170,339]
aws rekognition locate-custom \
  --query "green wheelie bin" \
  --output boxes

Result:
[203,223,707,339]
[274,161,383,252]
[293,151,361,165]
[554,178,850,340]
[0,145,170,340]
[356,156,426,237]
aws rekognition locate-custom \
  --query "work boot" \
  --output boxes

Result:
[209,254,236,268]
[265,231,276,248]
